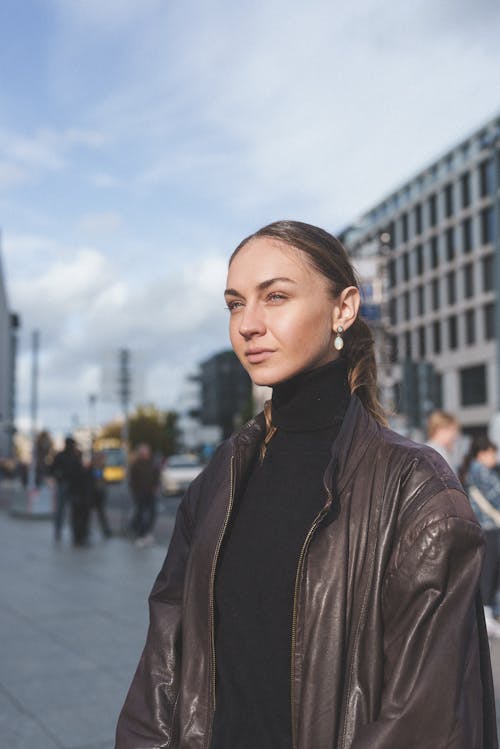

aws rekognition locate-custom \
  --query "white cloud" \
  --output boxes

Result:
[78,211,123,235]
[0,161,29,189]
[90,171,120,188]
[0,126,107,185]
[11,246,231,431]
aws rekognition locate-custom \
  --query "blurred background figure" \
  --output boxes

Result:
[51,437,87,545]
[460,436,500,639]
[85,451,112,540]
[426,410,460,473]
[128,443,159,547]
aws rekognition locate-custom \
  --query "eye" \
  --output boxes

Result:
[266,292,287,303]
[226,300,244,312]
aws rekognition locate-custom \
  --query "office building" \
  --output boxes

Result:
[200,350,252,439]
[341,113,500,434]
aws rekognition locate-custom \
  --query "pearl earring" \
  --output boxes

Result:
[334,325,344,351]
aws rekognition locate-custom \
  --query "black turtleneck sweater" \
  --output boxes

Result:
[210,359,351,749]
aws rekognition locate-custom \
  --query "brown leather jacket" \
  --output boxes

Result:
[116,396,498,748]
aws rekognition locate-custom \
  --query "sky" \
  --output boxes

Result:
[0,0,499,436]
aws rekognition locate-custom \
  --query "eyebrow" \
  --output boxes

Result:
[224,277,297,297]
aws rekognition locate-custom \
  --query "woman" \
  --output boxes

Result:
[460,435,500,639]
[116,221,497,748]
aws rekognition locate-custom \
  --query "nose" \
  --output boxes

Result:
[238,303,266,340]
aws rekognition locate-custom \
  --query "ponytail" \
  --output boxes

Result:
[345,317,387,426]
[260,400,277,462]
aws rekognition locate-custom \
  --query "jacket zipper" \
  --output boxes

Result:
[205,454,236,749]
[291,486,333,749]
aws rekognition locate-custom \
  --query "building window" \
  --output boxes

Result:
[428,194,437,227]
[463,263,474,298]
[416,285,425,315]
[447,271,456,305]
[465,309,475,345]
[404,291,410,321]
[414,204,422,235]
[388,259,396,287]
[389,334,398,363]
[418,326,426,359]
[432,278,440,311]
[401,213,409,243]
[405,331,412,359]
[435,372,443,409]
[460,364,487,406]
[484,303,495,340]
[415,244,423,275]
[444,183,454,218]
[482,254,494,292]
[479,159,494,198]
[433,320,441,354]
[462,217,472,253]
[481,206,495,245]
[446,227,455,261]
[461,172,471,208]
[448,315,458,350]
[430,236,439,268]
[389,298,397,325]
[402,252,410,282]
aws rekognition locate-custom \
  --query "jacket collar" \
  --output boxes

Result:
[229,394,381,497]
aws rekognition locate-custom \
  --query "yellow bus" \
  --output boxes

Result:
[93,437,127,483]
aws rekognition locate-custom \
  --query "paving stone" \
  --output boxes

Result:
[0,689,60,748]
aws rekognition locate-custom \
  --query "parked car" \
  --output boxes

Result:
[161,454,204,496]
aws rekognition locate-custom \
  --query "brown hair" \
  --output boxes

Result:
[230,220,387,457]
[458,434,497,487]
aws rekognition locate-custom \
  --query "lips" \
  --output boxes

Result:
[245,349,274,364]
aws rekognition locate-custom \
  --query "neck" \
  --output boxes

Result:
[271,358,350,432]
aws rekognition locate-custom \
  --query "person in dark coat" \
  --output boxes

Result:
[51,437,87,545]
[128,444,159,546]
[116,221,498,749]
[85,451,112,539]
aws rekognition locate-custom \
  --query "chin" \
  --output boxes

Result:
[248,366,295,388]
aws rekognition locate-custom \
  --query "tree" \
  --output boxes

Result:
[99,420,122,440]
[99,405,179,457]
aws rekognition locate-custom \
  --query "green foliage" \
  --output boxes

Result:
[100,405,179,457]
[99,421,122,440]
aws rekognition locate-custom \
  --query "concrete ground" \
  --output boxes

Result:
[1,481,500,748]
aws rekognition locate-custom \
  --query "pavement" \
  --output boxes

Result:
[0,480,178,749]
[1,480,500,748]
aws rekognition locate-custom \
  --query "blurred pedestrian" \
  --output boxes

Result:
[426,409,460,472]
[85,451,112,539]
[460,435,500,639]
[128,444,159,547]
[117,220,497,748]
[51,437,87,545]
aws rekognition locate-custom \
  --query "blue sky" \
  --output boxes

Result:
[1,0,499,435]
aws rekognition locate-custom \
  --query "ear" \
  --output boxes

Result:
[332,286,360,331]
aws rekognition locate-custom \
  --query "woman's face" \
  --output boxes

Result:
[225,237,358,386]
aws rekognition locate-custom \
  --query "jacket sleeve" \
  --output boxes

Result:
[350,491,496,749]
[115,488,194,748]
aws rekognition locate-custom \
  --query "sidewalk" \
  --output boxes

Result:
[0,507,171,749]
[1,495,500,747]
